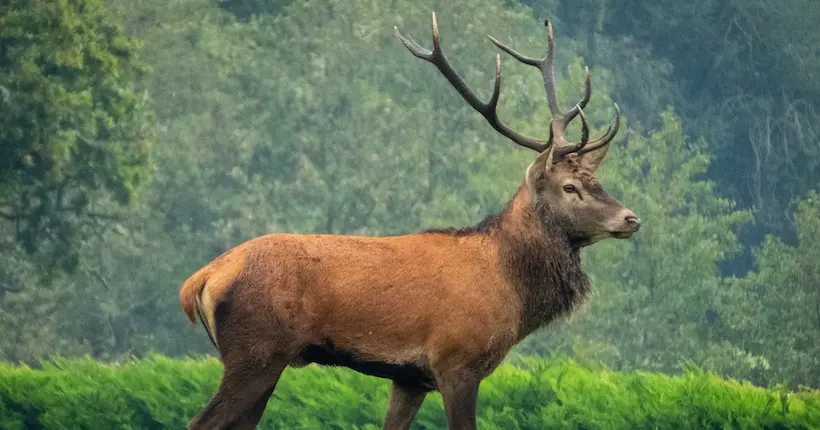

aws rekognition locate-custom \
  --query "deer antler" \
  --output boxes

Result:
[394,12,550,153]
[488,19,620,162]
[395,13,620,161]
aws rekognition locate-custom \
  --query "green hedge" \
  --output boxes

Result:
[0,355,817,429]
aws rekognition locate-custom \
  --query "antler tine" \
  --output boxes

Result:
[543,19,560,117]
[577,103,621,155]
[488,18,619,161]
[552,104,591,161]
[488,19,591,119]
[394,12,550,153]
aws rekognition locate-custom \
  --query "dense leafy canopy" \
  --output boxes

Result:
[0,0,152,271]
[527,0,820,267]
[1,0,819,395]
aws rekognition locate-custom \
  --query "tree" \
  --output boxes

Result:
[720,192,820,388]
[0,0,153,362]
[0,0,153,272]
[526,0,820,272]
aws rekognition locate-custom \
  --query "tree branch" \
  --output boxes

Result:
[0,283,25,294]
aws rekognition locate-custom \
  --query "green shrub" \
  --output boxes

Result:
[0,355,817,429]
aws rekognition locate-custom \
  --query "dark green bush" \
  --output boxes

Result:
[0,355,817,429]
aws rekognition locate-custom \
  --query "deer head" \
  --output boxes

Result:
[395,12,640,246]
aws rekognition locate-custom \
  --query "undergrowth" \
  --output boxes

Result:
[0,356,817,429]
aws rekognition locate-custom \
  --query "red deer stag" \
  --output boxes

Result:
[179,11,640,430]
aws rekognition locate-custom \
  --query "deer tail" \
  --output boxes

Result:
[180,266,210,324]
[179,266,219,350]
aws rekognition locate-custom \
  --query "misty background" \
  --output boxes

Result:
[1,0,819,390]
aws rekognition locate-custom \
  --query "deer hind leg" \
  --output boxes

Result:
[189,285,299,430]
[188,356,287,430]
[231,369,282,430]
[382,381,428,430]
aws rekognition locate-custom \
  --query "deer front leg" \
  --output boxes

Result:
[436,370,480,430]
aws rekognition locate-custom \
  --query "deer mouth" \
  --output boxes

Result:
[609,228,639,239]
[610,215,641,238]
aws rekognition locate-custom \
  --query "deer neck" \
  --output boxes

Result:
[493,183,592,339]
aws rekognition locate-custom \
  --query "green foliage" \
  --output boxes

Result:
[529,0,820,252]
[720,193,820,388]
[0,356,817,429]
[0,0,153,271]
[217,0,295,21]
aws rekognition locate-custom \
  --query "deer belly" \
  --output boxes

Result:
[297,340,437,390]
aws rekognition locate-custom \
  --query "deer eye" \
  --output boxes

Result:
[563,184,577,194]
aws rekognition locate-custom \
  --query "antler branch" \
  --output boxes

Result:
[395,13,621,160]
[488,19,620,162]
[486,20,590,122]
[394,12,550,152]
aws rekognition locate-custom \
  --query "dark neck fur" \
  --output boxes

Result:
[425,184,591,338]
[502,193,591,338]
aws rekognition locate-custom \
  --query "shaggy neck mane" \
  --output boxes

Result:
[424,183,591,338]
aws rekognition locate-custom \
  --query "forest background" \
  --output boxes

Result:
[2,0,819,391]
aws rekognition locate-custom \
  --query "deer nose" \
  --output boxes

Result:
[625,214,641,229]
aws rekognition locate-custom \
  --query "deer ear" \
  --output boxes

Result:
[525,145,555,190]
[579,142,610,172]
